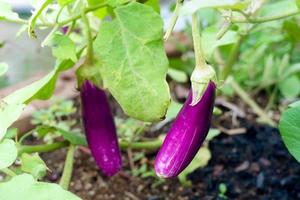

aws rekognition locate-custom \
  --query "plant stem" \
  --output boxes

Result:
[57,2,107,26]
[164,0,184,41]
[191,13,206,68]
[0,168,17,177]
[228,76,277,127]
[231,10,300,23]
[81,11,94,64]
[18,129,35,144]
[18,141,69,155]
[119,139,162,150]
[59,145,76,190]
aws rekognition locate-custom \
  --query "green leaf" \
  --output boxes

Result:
[0,103,25,141]
[178,146,211,186]
[260,0,298,17]
[289,101,300,108]
[0,57,77,140]
[167,68,188,83]
[202,27,239,59]
[279,76,300,99]
[107,0,130,7]
[87,0,108,19]
[94,2,170,122]
[0,2,21,21]
[57,0,74,6]
[180,0,250,15]
[55,128,87,145]
[279,105,300,163]
[206,128,221,141]
[145,0,160,13]
[0,173,82,200]
[295,0,300,9]
[165,100,183,120]
[47,34,77,62]
[0,62,8,76]
[21,153,47,179]
[0,139,17,170]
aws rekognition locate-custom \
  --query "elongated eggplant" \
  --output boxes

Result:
[80,80,122,176]
[154,81,216,178]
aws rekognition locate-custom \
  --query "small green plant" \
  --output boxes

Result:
[218,183,228,199]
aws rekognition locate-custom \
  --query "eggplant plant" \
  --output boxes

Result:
[0,0,300,199]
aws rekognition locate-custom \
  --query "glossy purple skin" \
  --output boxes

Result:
[80,80,122,176]
[155,81,216,178]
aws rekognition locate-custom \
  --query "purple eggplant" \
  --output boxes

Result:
[80,80,122,176]
[154,81,216,178]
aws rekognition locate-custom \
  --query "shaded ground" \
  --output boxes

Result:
[41,121,300,200]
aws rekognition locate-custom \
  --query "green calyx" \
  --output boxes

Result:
[190,64,217,106]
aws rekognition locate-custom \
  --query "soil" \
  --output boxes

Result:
[40,119,300,200]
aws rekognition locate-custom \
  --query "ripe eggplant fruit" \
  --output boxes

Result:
[80,80,122,176]
[154,81,216,178]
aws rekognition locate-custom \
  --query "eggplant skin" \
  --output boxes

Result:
[80,80,122,176]
[154,81,216,178]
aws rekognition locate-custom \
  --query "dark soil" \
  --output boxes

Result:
[41,121,300,200]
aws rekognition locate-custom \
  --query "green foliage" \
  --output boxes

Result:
[0,174,81,200]
[47,34,77,62]
[0,139,17,170]
[20,153,47,180]
[0,63,8,77]
[31,98,85,145]
[94,2,170,122]
[0,2,21,21]
[279,104,300,163]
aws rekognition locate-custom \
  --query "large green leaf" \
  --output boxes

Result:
[180,0,250,15]
[0,58,76,141]
[260,0,298,17]
[94,2,170,122]
[0,139,17,170]
[279,105,300,163]
[0,174,81,200]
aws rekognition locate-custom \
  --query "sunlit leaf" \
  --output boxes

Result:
[279,105,300,163]
[0,174,82,200]
[0,139,17,170]
[94,2,170,122]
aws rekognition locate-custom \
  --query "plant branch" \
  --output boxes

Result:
[59,145,76,190]
[164,0,184,41]
[57,2,107,26]
[231,10,300,23]
[119,139,162,150]
[227,76,277,127]
[18,141,69,155]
